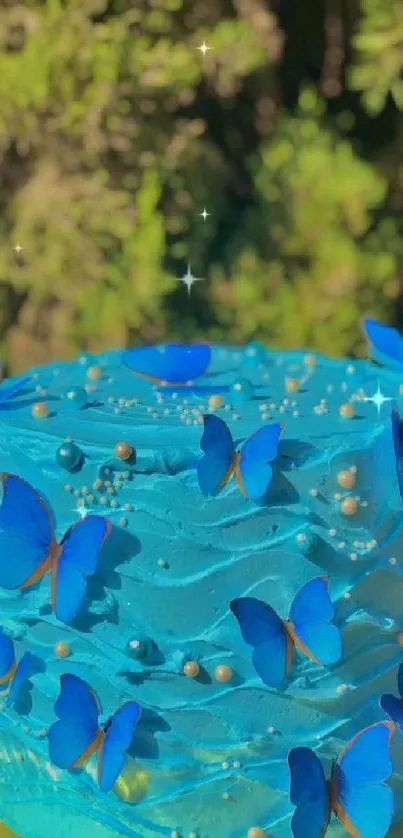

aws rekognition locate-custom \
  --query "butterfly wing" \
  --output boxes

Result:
[390,410,403,500]
[7,652,35,707]
[238,423,282,501]
[0,628,15,685]
[363,318,403,370]
[48,674,100,769]
[289,577,342,666]
[197,414,235,496]
[98,701,141,793]
[230,597,287,687]
[52,515,111,624]
[380,661,403,730]
[288,747,329,838]
[122,344,211,384]
[379,694,403,731]
[332,721,395,838]
[0,474,54,589]
[0,376,31,405]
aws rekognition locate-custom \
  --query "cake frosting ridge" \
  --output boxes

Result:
[0,342,402,838]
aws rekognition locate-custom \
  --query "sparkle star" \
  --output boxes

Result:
[13,243,23,255]
[199,208,211,221]
[197,41,212,57]
[177,263,205,297]
[362,382,393,416]
[73,502,88,520]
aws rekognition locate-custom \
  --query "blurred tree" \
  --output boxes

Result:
[0,0,402,370]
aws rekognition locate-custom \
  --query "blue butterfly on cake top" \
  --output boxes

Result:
[48,673,141,793]
[288,721,395,838]
[0,474,111,624]
[231,577,341,688]
[0,627,36,708]
[122,343,211,384]
[197,414,282,502]
[0,376,31,408]
[363,317,403,371]
[380,662,403,732]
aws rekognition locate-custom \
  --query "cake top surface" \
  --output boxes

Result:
[0,340,401,838]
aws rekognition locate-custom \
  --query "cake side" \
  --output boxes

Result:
[0,346,402,837]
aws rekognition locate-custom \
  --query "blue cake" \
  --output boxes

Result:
[0,332,402,838]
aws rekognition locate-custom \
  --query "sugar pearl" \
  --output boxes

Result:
[214,664,233,683]
[341,497,358,516]
[285,377,300,393]
[32,402,49,419]
[115,441,133,461]
[304,354,316,367]
[183,661,200,678]
[397,632,403,646]
[337,469,356,489]
[86,365,102,381]
[339,403,355,419]
[208,394,224,410]
[54,641,71,659]
[248,829,265,838]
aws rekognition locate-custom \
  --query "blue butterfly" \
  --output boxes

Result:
[0,626,35,707]
[230,577,341,688]
[48,673,141,793]
[363,318,403,371]
[0,376,31,407]
[197,414,282,501]
[288,721,395,838]
[391,410,403,500]
[380,661,403,732]
[122,343,211,385]
[0,474,111,624]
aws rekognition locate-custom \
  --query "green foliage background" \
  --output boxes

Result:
[1,0,403,371]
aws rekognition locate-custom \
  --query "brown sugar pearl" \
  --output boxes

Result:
[285,377,300,393]
[337,469,356,489]
[214,664,233,683]
[248,829,265,838]
[54,641,71,658]
[339,403,355,419]
[183,660,200,678]
[115,441,133,461]
[208,394,224,410]
[86,365,102,381]
[340,497,358,516]
[32,402,49,419]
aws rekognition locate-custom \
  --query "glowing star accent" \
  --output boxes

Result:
[197,41,212,57]
[362,381,393,416]
[13,243,23,255]
[199,208,211,221]
[177,263,205,297]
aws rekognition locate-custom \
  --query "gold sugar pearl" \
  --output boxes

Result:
[54,641,71,659]
[86,365,102,381]
[340,497,358,516]
[32,402,49,419]
[115,441,133,461]
[337,469,356,489]
[208,394,224,410]
[397,632,403,646]
[248,829,265,838]
[339,403,355,419]
[214,664,233,683]
[183,660,200,679]
[285,377,300,393]
[304,354,316,367]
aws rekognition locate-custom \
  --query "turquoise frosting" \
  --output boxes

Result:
[0,346,402,837]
